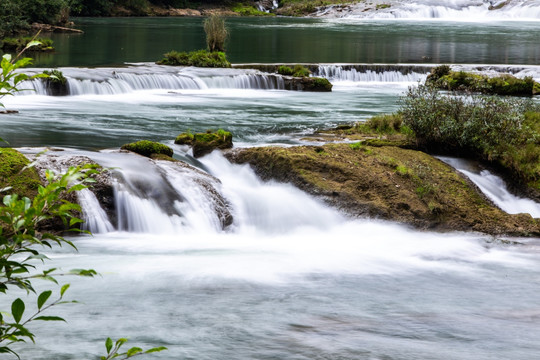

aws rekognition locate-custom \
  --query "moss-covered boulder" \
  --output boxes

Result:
[226,143,540,236]
[0,148,41,199]
[426,65,540,96]
[121,140,174,158]
[284,77,333,92]
[43,69,69,96]
[175,130,233,158]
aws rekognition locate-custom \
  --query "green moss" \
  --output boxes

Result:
[302,77,333,92]
[427,69,539,96]
[121,140,174,158]
[376,4,391,9]
[0,148,41,198]
[175,132,194,145]
[157,50,231,68]
[176,129,233,158]
[231,3,274,16]
[277,65,294,76]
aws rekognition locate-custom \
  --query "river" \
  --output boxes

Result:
[1,13,540,360]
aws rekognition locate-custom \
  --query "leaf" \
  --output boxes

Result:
[60,283,70,297]
[11,298,25,323]
[105,337,113,354]
[126,347,143,357]
[145,346,168,354]
[34,316,66,322]
[24,41,42,50]
[37,290,52,310]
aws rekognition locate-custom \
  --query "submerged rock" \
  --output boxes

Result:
[226,143,540,236]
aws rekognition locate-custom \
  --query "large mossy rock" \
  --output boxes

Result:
[426,65,540,96]
[226,143,540,236]
[175,130,233,158]
[283,77,333,92]
[0,148,42,198]
[121,140,174,158]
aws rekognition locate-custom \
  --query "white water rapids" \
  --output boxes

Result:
[7,149,540,359]
[2,60,540,359]
[316,0,540,20]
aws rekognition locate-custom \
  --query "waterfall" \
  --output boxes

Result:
[439,157,540,218]
[315,64,430,83]
[20,65,286,96]
[323,0,540,20]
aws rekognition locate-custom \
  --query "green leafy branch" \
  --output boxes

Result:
[102,337,167,360]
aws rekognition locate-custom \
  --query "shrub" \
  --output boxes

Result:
[293,64,310,77]
[363,113,403,134]
[400,84,540,188]
[157,50,231,68]
[121,140,174,158]
[204,14,228,53]
[277,65,294,76]
[43,69,66,84]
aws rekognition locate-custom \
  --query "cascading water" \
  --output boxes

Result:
[9,148,540,360]
[440,157,540,218]
[318,0,540,20]
[21,65,285,96]
[315,64,430,83]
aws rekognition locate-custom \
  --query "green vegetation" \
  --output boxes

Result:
[354,113,404,135]
[427,65,540,96]
[278,65,311,77]
[175,129,233,157]
[1,37,54,53]
[276,0,361,16]
[401,84,540,191]
[231,3,274,16]
[0,0,70,37]
[204,14,228,53]
[1,51,48,109]
[121,140,174,158]
[43,69,67,85]
[157,49,231,68]
[0,148,41,197]
[376,4,391,10]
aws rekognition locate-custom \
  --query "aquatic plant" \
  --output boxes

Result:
[204,14,228,53]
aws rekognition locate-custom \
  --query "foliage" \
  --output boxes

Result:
[0,51,49,109]
[157,50,231,68]
[231,3,274,16]
[277,65,311,77]
[101,337,167,359]
[426,66,540,96]
[1,37,54,53]
[0,165,99,357]
[400,84,540,188]
[355,113,404,134]
[204,14,228,53]
[0,1,27,38]
[302,77,332,91]
[43,69,67,85]
[121,140,174,158]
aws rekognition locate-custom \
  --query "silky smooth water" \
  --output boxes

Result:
[1,15,540,360]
